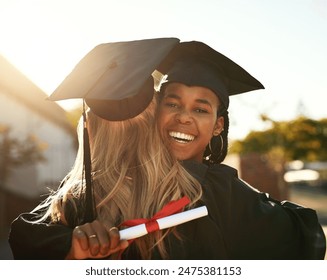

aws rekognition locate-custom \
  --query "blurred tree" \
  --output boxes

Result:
[0,124,47,185]
[231,116,327,162]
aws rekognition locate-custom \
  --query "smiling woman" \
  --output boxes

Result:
[157,83,224,163]
[153,39,326,259]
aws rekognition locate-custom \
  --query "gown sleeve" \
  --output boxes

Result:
[230,181,325,259]
[8,212,73,260]
[276,199,326,259]
[183,160,326,260]
[212,165,326,260]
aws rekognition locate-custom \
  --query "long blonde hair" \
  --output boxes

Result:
[35,96,202,259]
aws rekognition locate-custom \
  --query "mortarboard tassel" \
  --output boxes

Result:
[82,101,97,223]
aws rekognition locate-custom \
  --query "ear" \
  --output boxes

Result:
[213,116,224,136]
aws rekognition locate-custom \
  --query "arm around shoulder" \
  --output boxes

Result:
[231,176,326,259]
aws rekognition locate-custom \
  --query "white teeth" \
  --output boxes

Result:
[169,131,195,142]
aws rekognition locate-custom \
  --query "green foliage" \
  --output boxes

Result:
[230,116,327,162]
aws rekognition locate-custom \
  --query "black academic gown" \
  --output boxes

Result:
[8,161,326,260]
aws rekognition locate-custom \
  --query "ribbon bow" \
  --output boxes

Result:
[120,196,190,235]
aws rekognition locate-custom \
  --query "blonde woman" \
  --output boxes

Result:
[9,96,203,259]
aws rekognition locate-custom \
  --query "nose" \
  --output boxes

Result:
[175,109,193,124]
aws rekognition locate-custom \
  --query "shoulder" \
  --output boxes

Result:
[182,160,238,182]
[208,163,238,178]
[207,163,260,192]
[182,160,263,198]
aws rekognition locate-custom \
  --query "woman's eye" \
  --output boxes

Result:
[165,102,178,108]
[195,108,209,113]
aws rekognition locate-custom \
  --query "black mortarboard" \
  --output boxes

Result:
[49,38,180,120]
[156,41,264,109]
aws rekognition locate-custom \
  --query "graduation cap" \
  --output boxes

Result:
[49,37,264,223]
[49,37,180,121]
[156,41,264,109]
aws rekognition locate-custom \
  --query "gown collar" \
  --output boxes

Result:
[181,160,208,184]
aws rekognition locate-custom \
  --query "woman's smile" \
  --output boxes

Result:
[169,131,195,143]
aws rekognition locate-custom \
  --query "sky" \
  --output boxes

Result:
[0,0,326,140]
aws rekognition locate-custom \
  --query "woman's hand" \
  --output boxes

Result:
[65,220,129,259]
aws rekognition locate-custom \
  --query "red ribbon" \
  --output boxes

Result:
[120,196,190,235]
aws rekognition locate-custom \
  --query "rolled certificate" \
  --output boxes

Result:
[119,206,208,240]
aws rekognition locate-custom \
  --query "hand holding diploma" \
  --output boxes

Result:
[119,196,208,240]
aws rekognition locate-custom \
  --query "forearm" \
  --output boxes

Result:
[8,212,73,259]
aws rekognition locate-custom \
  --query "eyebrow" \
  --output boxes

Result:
[164,93,213,108]
[164,93,180,100]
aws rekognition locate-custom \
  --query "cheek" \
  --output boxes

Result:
[201,119,219,140]
[206,117,219,130]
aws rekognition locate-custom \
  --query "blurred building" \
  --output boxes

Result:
[0,55,76,244]
[224,153,288,200]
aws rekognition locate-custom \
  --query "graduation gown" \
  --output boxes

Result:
[8,161,326,259]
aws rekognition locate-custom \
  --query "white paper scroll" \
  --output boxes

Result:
[119,206,208,240]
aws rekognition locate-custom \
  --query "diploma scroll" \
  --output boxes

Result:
[119,206,208,240]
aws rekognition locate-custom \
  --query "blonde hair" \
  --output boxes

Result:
[35,96,202,259]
